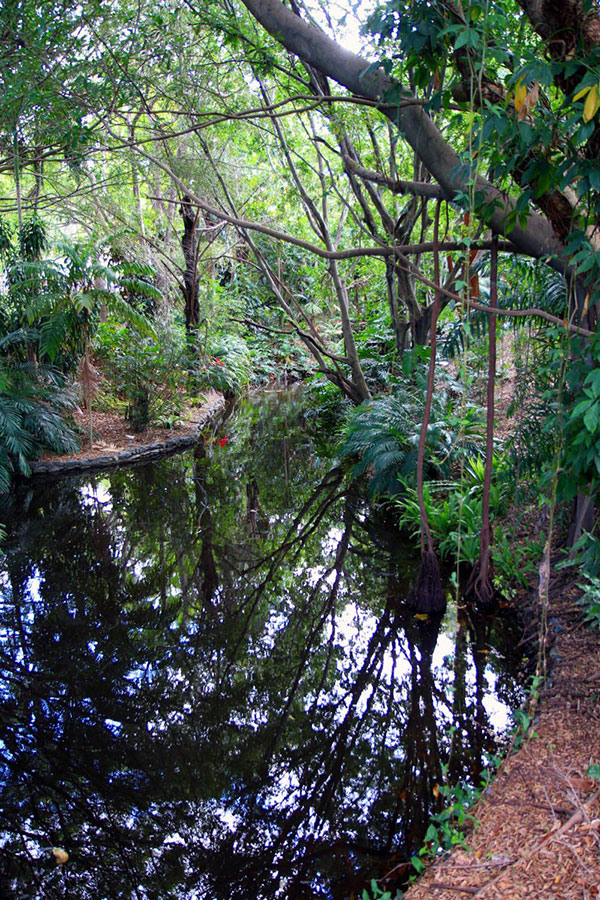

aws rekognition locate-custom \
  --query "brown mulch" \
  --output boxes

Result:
[404,578,600,900]
[42,391,223,462]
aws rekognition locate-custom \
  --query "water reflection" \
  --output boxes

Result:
[0,391,525,899]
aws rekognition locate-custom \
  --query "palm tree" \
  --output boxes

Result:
[16,235,159,449]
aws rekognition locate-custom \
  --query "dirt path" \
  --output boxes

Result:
[404,576,600,900]
[29,391,225,475]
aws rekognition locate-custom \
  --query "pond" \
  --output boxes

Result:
[0,390,527,899]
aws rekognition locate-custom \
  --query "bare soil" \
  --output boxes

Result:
[41,391,222,463]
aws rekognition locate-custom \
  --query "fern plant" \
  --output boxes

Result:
[441,258,568,360]
[198,334,252,397]
[0,357,79,493]
[339,381,485,499]
[395,454,510,566]
[15,238,159,447]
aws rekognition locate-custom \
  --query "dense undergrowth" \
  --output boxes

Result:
[2,218,600,620]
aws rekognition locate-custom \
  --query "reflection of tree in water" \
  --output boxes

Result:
[0,393,525,899]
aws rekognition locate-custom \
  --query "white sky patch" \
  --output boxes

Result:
[304,0,378,55]
[79,479,113,511]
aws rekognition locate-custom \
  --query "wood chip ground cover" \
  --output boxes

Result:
[404,579,600,900]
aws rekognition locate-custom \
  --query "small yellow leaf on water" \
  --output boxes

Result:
[52,848,69,865]
[414,613,429,621]
[514,79,527,111]
[583,83,600,122]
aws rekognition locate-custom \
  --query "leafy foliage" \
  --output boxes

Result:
[198,334,252,397]
[394,453,535,581]
[94,316,188,430]
[339,374,485,499]
[0,359,79,492]
[575,575,600,632]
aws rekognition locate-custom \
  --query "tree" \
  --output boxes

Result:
[233,0,600,559]
[238,0,568,268]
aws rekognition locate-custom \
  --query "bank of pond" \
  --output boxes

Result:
[0,390,529,899]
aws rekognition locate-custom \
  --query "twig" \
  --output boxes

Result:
[429,882,478,893]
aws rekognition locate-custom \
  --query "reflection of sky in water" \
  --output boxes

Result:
[0,391,526,898]
[321,601,514,732]
[79,480,112,510]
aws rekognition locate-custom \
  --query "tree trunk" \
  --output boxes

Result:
[407,204,446,614]
[464,237,498,609]
[240,0,568,271]
[568,491,595,548]
[180,195,200,333]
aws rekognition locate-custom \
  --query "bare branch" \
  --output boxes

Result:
[343,157,450,199]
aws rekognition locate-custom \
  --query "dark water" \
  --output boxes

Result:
[0,390,525,899]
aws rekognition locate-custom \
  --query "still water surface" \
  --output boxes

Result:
[0,391,525,899]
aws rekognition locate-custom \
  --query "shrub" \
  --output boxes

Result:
[338,380,485,499]
[94,316,188,431]
[197,335,252,397]
[0,359,79,492]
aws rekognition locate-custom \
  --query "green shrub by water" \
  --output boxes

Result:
[94,315,189,430]
[197,334,252,397]
[0,359,79,492]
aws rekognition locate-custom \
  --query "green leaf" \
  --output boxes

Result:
[586,369,600,398]
[425,823,439,842]
[73,291,95,312]
[411,855,426,873]
[583,403,600,433]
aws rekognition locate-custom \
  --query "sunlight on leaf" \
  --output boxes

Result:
[583,84,600,122]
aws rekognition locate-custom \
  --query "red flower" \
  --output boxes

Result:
[219,436,228,447]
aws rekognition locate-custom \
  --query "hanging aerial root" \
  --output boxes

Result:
[407,549,447,614]
[407,201,446,617]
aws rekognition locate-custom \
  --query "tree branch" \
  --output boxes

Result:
[239,0,569,272]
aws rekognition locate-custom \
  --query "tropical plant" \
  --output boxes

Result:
[0,356,79,493]
[94,315,189,431]
[10,238,160,446]
[395,451,511,566]
[339,377,485,500]
[579,568,600,627]
[198,334,252,397]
